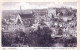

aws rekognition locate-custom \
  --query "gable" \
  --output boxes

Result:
[15,14,23,25]
[17,19,22,25]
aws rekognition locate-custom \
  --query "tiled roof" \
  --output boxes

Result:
[19,14,34,18]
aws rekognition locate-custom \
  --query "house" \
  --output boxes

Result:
[18,13,35,27]
[33,9,48,23]
[15,13,35,32]
[48,8,56,19]
[2,13,35,32]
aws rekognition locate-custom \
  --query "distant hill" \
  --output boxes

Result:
[2,8,77,19]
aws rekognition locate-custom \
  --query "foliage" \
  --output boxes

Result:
[27,26,53,47]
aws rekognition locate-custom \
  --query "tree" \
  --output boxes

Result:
[27,26,53,47]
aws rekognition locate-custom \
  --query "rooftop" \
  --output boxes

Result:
[19,14,34,18]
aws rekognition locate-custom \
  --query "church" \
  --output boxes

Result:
[3,13,35,32]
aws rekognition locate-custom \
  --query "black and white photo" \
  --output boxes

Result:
[2,2,77,47]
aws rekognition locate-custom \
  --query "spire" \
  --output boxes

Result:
[20,5,22,14]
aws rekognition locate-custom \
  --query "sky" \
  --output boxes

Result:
[2,2,77,10]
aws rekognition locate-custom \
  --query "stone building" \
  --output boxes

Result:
[2,13,35,32]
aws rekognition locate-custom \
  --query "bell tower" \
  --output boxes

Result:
[20,5,22,14]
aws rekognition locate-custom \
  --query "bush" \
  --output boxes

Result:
[2,32,16,46]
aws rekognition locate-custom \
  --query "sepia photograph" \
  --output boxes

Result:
[2,2,77,47]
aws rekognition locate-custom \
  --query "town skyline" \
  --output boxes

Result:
[3,2,77,10]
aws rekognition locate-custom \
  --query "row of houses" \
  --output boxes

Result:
[2,7,77,37]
